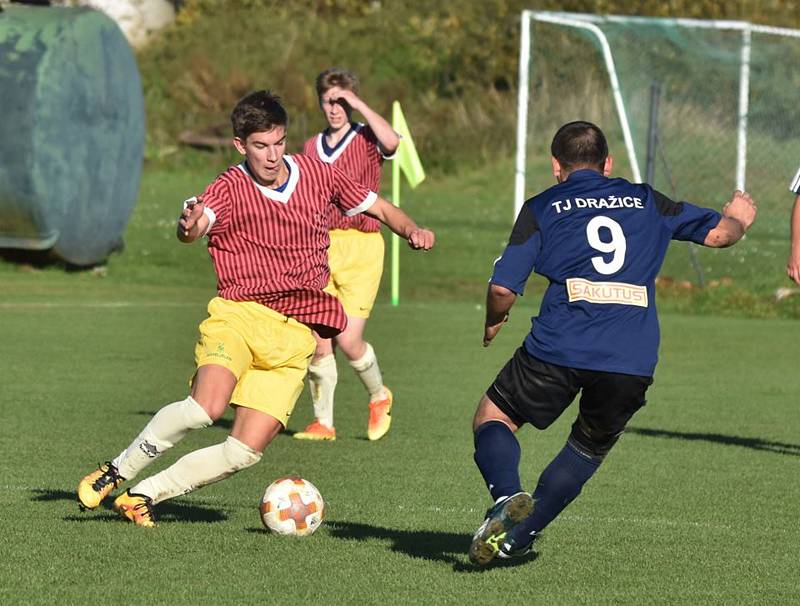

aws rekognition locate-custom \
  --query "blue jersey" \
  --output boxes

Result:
[491,169,721,377]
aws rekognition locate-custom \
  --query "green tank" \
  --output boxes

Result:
[0,5,145,266]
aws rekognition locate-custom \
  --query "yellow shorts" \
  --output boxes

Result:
[324,229,384,318]
[194,297,315,426]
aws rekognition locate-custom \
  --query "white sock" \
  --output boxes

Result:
[112,396,212,481]
[349,342,386,401]
[308,354,337,428]
[131,436,261,504]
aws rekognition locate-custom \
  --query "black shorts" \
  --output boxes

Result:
[487,347,652,437]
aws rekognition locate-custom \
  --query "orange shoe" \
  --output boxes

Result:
[77,461,124,510]
[294,420,337,441]
[113,490,156,527]
[367,387,393,441]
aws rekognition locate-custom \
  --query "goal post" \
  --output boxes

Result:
[514,10,800,223]
[515,12,642,220]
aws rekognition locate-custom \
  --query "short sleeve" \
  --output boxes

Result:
[361,124,395,161]
[490,202,541,295]
[654,189,721,244]
[329,164,376,217]
[790,166,800,194]
[200,177,232,236]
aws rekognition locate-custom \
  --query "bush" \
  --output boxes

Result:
[138,0,800,173]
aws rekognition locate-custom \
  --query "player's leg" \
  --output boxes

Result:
[295,233,343,441]
[336,316,392,440]
[112,365,233,476]
[332,230,389,440]
[294,333,338,440]
[338,316,384,401]
[77,299,246,510]
[503,370,652,551]
[469,394,532,566]
[114,305,315,525]
[472,394,523,502]
[470,349,579,566]
[117,406,277,525]
[76,389,216,510]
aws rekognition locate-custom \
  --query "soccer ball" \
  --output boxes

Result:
[260,476,325,536]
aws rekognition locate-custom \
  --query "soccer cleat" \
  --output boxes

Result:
[77,461,124,510]
[468,491,534,566]
[497,530,539,560]
[113,490,156,527]
[293,420,337,441]
[367,387,393,441]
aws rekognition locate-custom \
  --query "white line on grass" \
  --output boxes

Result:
[0,300,479,310]
[0,302,190,309]
[0,484,761,533]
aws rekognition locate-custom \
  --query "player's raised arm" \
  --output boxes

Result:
[176,197,209,243]
[365,196,434,250]
[786,195,800,284]
[704,190,757,248]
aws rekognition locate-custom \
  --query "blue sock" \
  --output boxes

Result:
[508,440,601,543]
[473,421,522,502]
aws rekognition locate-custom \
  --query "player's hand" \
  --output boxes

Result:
[407,228,435,250]
[787,249,800,285]
[329,88,362,111]
[722,190,757,232]
[483,314,509,347]
[178,196,205,237]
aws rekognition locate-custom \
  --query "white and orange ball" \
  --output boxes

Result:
[260,477,325,536]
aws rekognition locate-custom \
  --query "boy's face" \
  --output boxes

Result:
[319,86,352,130]
[233,126,287,185]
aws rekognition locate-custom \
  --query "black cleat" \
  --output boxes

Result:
[469,492,534,566]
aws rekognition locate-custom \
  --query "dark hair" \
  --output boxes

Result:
[550,121,608,171]
[315,67,359,98]
[231,90,288,140]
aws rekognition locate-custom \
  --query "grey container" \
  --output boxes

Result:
[0,5,145,265]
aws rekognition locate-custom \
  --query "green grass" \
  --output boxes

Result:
[0,294,798,604]
[3,154,799,316]
[1,161,799,603]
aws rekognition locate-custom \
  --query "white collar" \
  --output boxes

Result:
[236,155,300,204]
[315,122,363,164]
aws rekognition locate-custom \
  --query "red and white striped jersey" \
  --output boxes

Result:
[303,122,390,233]
[198,154,377,334]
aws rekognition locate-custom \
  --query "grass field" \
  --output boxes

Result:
[1,295,798,604]
[1,162,799,604]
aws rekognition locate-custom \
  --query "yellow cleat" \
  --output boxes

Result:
[113,490,156,527]
[367,387,393,441]
[77,461,124,510]
[294,420,337,441]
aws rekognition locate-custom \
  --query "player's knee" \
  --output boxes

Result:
[182,396,214,429]
[191,367,237,420]
[313,339,334,361]
[222,436,262,471]
[473,394,518,432]
[569,416,621,461]
[191,397,228,422]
